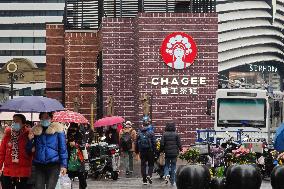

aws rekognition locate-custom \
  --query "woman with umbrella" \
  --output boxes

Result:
[66,122,87,189]
[26,112,68,189]
[0,114,33,189]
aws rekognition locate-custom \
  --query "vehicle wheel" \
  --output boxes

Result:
[112,171,119,180]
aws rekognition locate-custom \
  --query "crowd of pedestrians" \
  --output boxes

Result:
[0,112,182,189]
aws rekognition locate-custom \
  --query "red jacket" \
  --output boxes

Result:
[0,127,33,177]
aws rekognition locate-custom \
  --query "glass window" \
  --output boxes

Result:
[23,51,33,56]
[23,37,34,43]
[34,38,45,43]
[0,24,45,30]
[0,38,10,43]
[11,37,22,43]
[11,51,22,56]
[217,98,266,128]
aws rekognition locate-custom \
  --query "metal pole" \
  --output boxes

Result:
[10,73,14,99]
[150,94,153,124]
[91,102,94,128]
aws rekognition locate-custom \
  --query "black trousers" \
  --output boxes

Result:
[34,163,60,189]
[2,176,30,189]
[68,171,87,189]
[140,151,155,182]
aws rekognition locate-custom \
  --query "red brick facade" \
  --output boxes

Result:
[46,13,218,143]
[46,24,100,120]
[64,31,100,120]
[102,13,218,142]
[46,24,65,101]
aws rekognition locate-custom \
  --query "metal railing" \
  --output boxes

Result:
[64,0,216,30]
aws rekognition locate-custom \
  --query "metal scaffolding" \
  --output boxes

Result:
[64,0,216,29]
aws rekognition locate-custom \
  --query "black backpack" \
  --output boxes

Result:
[138,132,152,151]
[120,130,133,152]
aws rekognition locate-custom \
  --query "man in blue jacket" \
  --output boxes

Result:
[26,112,68,189]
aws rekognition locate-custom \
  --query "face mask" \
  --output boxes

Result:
[41,119,51,127]
[12,123,21,131]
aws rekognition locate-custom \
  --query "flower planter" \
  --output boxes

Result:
[226,164,261,189]
[176,164,211,189]
[271,165,284,189]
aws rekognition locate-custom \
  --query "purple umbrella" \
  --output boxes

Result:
[0,96,64,113]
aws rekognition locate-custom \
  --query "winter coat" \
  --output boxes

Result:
[119,127,137,152]
[80,125,94,145]
[135,128,156,153]
[106,128,119,145]
[26,122,68,168]
[0,127,33,177]
[160,123,182,158]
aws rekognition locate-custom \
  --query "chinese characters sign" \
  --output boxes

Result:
[160,32,198,70]
[151,77,206,95]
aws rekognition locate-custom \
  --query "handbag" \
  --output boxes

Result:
[68,148,81,172]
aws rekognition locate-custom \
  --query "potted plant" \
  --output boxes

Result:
[179,147,200,164]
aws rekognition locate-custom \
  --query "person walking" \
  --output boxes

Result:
[119,121,136,176]
[160,122,182,186]
[67,123,87,189]
[0,114,33,189]
[26,112,68,189]
[79,124,94,147]
[135,123,156,185]
[106,125,119,145]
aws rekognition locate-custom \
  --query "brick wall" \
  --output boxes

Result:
[46,24,65,102]
[102,13,218,143]
[64,31,100,121]
[46,26,100,121]
[101,18,136,123]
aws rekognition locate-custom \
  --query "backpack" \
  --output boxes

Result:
[138,132,152,151]
[120,130,133,152]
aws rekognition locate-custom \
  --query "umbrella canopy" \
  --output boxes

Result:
[274,123,284,151]
[0,96,64,113]
[94,116,125,127]
[53,111,89,124]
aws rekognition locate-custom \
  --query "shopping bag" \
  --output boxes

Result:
[60,175,72,189]
[158,153,165,166]
[55,179,61,189]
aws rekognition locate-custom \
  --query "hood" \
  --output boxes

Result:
[165,122,176,132]
[32,122,64,136]
[123,127,133,132]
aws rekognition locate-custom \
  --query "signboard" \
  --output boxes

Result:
[151,77,207,95]
[160,32,197,69]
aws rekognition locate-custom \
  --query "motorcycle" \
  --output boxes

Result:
[89,142,120,180]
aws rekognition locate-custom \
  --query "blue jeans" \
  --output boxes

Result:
[164,158,177,184]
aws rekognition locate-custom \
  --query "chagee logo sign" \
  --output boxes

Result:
[160,32,197,70]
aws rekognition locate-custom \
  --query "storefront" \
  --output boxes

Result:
[219,63,283,91]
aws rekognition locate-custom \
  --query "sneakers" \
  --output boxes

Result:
[146,176,153,184]
[165,175,170,184]
[143,180,148,185]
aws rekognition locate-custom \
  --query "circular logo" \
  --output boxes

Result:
[160,32,198,70]
[6,62,18,73]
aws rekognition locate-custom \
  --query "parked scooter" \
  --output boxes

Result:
[89,137,120,180]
